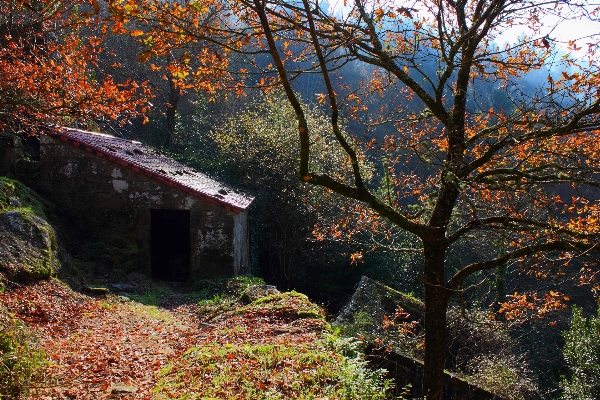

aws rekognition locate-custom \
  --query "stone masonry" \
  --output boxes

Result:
[36,128,253,279]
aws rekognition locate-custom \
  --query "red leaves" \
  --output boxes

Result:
[0,280,327,398]
[541,37,550,49]
[1,280,91,335]
[1,280,191,397]
[138,50,153,63]
[107,0,238,99]
[349,251,364,266]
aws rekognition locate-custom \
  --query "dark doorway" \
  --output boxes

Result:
[151,209,191,281]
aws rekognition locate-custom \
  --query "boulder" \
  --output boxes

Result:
[0,210,59,281]
[337,276,539,399]
[240,284,279,304]
[336,275,424,326]
[109,384,138,394]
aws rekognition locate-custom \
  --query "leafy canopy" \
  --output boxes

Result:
[0,0,150,133]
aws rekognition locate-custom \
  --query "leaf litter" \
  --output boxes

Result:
[0,279,327,399]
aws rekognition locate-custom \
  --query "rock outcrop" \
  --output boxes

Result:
[0,178,59,281]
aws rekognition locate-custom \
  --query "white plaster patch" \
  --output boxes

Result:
[128,191,160,206]
[233,210,248,275]
[198,229,228,249]
[112,179,129,193]
[60,163,76,178]
[205,211,214,228]
[111,168,123,178]
[129,191,159,202]
[129,192,145,200]
[183,197,196,209]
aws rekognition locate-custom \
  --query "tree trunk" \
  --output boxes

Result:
[165,81,180,148]
[422,235,450,400]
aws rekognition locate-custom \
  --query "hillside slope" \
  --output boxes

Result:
[1,275,398,399]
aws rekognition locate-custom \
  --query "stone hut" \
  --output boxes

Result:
[37,127,254,281]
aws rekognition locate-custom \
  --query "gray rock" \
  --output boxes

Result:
[0,210,59,281]
[84,286,110,295]
[109,384,138,394]
[240,284,279,304]
[9,197,21,208]
[110,283,135,291]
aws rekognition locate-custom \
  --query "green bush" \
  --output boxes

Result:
[194,276,266,300]
[205,92,367,293]
[0,307,47,399]
[561,306,600,400]
[195,276,267,319]
[466,354,539,400]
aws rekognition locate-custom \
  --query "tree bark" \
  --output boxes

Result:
[422,234,450,400]
[165,81,180,149]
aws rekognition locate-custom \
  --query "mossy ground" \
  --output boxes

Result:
[0,304,47,399]
[0,178,393,398]
[151,279,393,399]
[0,176,49,217]
[154,337,393,399]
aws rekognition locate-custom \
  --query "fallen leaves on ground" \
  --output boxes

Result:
[0,279,326,399]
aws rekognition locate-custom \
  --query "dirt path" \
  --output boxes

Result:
[1,279,201,398]
[0,279,325,399]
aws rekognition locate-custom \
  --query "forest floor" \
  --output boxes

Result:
[0,277,329,399]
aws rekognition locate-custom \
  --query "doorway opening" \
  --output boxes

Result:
[150,209,191,281]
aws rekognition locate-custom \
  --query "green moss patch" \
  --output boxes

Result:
[246,291,326,321]
[153,338,393,399]
[0,178,59,281]
[0,177,48,218]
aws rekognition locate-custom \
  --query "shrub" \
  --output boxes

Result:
[560,306,600,400]
[0,306,47,399]
[196,276,267,319]
[466,354,539,400]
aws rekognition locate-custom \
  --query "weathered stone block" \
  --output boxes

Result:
[95,192,127,209]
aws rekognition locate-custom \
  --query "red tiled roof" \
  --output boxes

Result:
[45,127,254,213]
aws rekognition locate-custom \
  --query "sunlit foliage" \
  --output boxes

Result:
[0,0,149,133]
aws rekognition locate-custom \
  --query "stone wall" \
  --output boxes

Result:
[37,135,248,278]
[366,344,505,399]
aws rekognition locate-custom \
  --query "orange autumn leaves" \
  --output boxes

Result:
[5,0,598,310]
[107,0,242,98]
[0,0,150,131]
[498,291,570,325]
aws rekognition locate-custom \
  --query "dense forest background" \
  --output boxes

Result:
[87,22,598,398]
